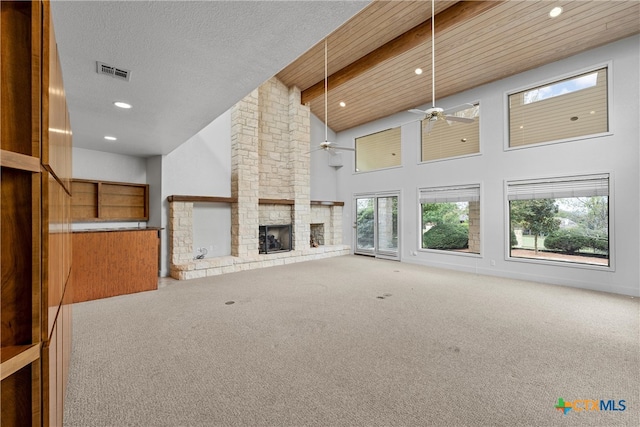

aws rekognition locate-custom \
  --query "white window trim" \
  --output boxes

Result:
[417,183,483,258]
[503,172,615,271]
[353,127,402,174]
[503,61,613,151]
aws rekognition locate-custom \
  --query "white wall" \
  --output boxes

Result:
[192,203,231,259]
[72,147,148,230]
[146,155,163,229]
[73,147,147,183]
[159,109,232,275]
[331,35,640,296]
[310,112,338,201]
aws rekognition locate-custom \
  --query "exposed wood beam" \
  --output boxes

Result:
[300,0,503,105]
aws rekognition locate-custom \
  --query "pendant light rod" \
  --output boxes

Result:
[324,38,328,142]
[431,0,435,108]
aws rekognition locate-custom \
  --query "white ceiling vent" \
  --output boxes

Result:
[96,61,131,82]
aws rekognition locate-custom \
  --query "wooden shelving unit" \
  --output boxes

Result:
[2,1,73,425]
[71,179,149,221]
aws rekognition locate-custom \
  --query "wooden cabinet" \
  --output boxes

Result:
[1,1,73,425]
[71,229,159,303]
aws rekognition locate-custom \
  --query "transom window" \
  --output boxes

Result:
[355,127,401,172]
[507,174,610,267]
[421,103,480,162]
[509,67,608,148]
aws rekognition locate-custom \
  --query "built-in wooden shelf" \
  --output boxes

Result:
[167,195,236,203]
[259,198,294,205]
[72,179,149,222]
[1,344,41,381]
[0,150,41,173]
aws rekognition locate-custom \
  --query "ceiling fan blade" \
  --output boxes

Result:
[424,120,435,134]
[444,115,475,124]
[329,145,355,152]
[408,109,427,115]
[442,103,475,115]
[321,141,355,152]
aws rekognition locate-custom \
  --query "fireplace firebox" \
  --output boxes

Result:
[259,224,292,254]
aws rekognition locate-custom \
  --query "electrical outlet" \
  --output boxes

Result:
[490,259,496,266]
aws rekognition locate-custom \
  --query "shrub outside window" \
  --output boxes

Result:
[507,174,609,267]
[355,127,401,172]
[420,184,480,254]
[508,67,608,148]
[421,104,480,162]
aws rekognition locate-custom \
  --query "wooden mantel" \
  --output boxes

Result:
[167,195,343,206]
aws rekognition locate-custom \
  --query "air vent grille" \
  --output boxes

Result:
[96,61,131,82]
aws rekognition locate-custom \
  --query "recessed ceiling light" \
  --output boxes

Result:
[104,136,117,141]
[549,6,563,18]
[339,101,346,107]
[114,101,132,109]
[590,110,596,114]
[415,68,423,75]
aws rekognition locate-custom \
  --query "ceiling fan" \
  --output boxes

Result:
[311,39,354,153]
[408,0,475,132]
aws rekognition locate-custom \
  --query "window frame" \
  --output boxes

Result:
[417,183,482,258]
[504,62,613,151]
[504,172,615,271]
[417,101,482,165]
[354,126,402,174]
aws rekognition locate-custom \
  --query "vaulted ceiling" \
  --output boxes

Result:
[50,0,369,157]
[277,0,640,133]
[51,1,640,157]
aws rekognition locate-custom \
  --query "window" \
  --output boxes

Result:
[355,127,401,172]
[421,104,480,162]
[507,174,609,267]
[509,68,608,148]
[420,184,480,254]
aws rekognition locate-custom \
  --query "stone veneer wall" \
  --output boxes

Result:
[259,205,292,225]
[170,77,348,280]
[259,79,293,200]
[468,200,480,254]
[169,201,194,267]
[231,89,260,258]
[310,205,343,245]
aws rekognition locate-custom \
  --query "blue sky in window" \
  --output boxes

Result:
[524,72,598,104]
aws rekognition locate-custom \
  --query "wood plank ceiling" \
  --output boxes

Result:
[276,0,640,133]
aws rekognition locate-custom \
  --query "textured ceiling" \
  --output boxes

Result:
[50,0,370,157]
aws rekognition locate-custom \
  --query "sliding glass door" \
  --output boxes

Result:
[354,193,399,260]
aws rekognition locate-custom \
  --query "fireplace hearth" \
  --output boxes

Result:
[259,224,292,254]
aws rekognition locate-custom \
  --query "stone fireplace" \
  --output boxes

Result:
[168,77,349,280]
[259,224,292,254]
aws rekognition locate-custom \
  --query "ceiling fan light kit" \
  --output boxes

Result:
[408,0,475,133]
[312,38,355,154]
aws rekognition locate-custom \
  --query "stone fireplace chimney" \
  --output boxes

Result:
[169,77,349,280]
[231,78,310,255]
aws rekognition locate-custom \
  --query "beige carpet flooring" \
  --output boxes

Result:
[63,255,639,426]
